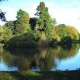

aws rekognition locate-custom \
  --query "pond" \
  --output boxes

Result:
[0,43,80,71]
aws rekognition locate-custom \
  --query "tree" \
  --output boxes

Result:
[0,25,12,43]
[59,24,67,39]
[15,9,30,34]
[65,26,79,40]
[35,2,56,43]
[0,0,7,21]
[5,21,14,33]
[16,9,30,24]
[55,24,79,41]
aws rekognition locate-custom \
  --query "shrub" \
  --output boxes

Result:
[4,33,37,49]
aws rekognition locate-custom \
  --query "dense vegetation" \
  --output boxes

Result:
[0,2,79,49]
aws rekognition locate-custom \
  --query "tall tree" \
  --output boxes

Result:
[35,2,56,43]
[15,9,30,34]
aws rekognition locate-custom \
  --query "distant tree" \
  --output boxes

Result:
[55,24,79,41]
[65,26,79,40]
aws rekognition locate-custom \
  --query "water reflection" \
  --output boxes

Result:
[0,47,18,71]
[0,43,80,71]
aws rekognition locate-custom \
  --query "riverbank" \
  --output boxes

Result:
[0,70,80,80]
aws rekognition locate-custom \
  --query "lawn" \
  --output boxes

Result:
[0,70,80,80]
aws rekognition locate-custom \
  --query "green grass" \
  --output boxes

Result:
[0,70,80,80]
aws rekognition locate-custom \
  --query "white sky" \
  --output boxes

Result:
[0,0,80,32]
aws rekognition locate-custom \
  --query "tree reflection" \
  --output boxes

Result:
[39,49,56,71]
[16,56,30,70]
[1,49,14,66]
[0,43,79,71]
[55,43,79,60]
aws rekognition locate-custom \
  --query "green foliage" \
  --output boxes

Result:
[35,2,56,44]
[55,24,79,42]
[33,31,41,42]
[5,21,15,33]
[16,9,30,23]
[54,36,61,42]
[59,24,67,39]
[0,25,12,43]
[4,30,41,49]
[15,9,30,34]
[61,36,72,49]
[1,1,79,49]
[65,26,79,40]
[15,22,30,34]
[35,2,51,29]
[61,36,72,44]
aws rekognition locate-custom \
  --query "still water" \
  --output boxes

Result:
[0,43,80,71]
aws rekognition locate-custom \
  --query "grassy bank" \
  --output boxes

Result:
[0,70,80,80]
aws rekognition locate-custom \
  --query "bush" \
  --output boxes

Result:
[60,36,72,49]
[4,33,37,49]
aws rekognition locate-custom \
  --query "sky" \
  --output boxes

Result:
[0,0,80,32]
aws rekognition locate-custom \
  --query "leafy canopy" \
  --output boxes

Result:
[15,9,31,34]
[35,2,56,43]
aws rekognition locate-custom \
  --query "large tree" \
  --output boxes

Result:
[35,2,56,43]
[15,9,30,34]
